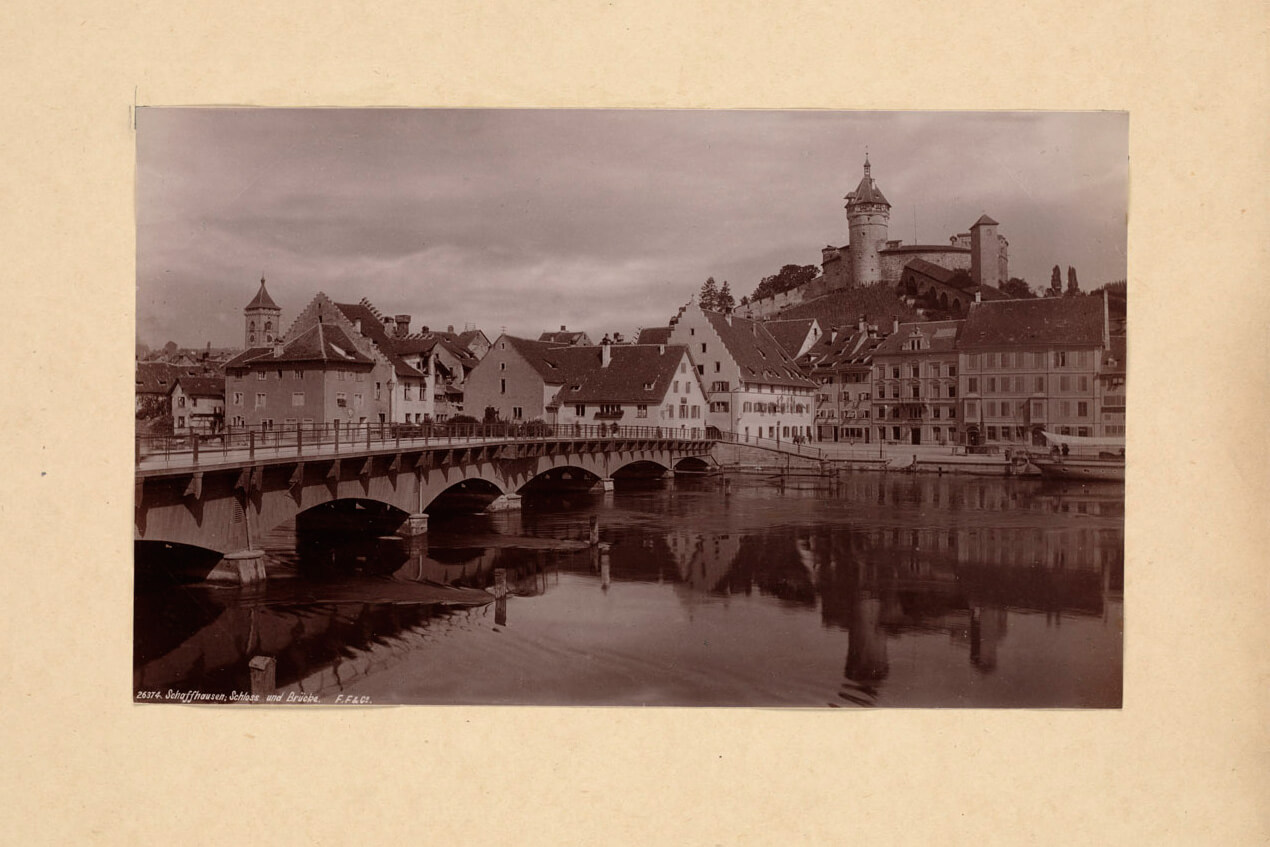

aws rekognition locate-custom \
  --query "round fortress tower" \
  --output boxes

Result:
[845,154,891,287]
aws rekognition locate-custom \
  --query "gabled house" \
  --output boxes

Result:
[797,317,886,442]
[665,302,817,442]
[552,342,709,435]
[871,320,964,446]
[463,334,588,423]
[170,375,225,434]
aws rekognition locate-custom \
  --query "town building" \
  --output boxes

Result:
[871,320,964,446]
[463,334,583,423]
[797,317,885,443]
[661,302,817,441]
[1098,335,1126,438]
[552,341,710,436]
[956,295,1111,446]
[170,375,225,434]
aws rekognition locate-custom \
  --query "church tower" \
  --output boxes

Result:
[244,276,281,348]
[844,154,891,287]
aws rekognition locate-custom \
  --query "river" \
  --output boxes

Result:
[133,471,1123,707]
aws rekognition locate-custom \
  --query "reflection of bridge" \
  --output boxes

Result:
[135,423,714,581]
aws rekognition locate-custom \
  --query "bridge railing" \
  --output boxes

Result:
[135,421,716,468]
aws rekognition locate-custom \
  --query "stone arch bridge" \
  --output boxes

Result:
[135,425,715,579]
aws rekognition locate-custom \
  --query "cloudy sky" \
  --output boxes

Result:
[136,109,1127,348]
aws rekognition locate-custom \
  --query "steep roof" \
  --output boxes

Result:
[553,345,695,405]
[872,320,964,357]
[959,297,1107,349]
[335,301,426,378]
[223,323,375,368]
[136,362,208,394]
[171,375,225,398]
[763,318,818,357]
[798,327,884,372]
[845,158,890,208]
[702,311,816,388]
[636,326,673,345]
[245,278,279,311]
[500,336,592,384]
[971,214,999,227]
[904,258,959,286]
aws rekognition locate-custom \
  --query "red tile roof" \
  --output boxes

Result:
[223,323,375,368]
[335,301,426,378]
[763,318,818,357]
[959,297,1107,349]
[872,320,964,357]
[702,311,816,389]
[172,375,225,398]
[635,327,673,345]
[553,345,695,405]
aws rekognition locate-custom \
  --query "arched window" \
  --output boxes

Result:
[249,320,255,331]
[265,321,272,332]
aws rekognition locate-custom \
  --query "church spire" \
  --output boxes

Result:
[864,147,871,177]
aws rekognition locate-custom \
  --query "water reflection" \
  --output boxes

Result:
[134,473,1122,707]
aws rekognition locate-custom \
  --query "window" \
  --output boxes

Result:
[1079,376,1089,392]
[500,378,506,395]
[966,401,978,418]
[948,385,957,398]
[691,405,700,419]
[1060,400,1071,416]
[891,367,900,379]
[337,370,345,381]
[500,362,506,371]
[1054,351,1068,368]
[292,392,304,407]
[697,365,705,376]
[374,382,382,400]
[512,407,524,420]
[1035,376,1045,393]
[701,343,707,354]
[284,417,297,427]
[257,371,266,381]
[232,392,243,406]
[690,328,695,336]
[933,407,941,419]
[176,416,185,428]
[574,404,586,416]
[948,365,957,377]
[636,404,648,418]
[336,392,347,408]
[176,395,186,408]
[1077,401,1089,417]
[986,401,996,417]
[292,370,302,380]
[911,365,920,378]
[714,362,721,373]
[354,394,363,409]
[968,377,978,393]
[911,385,920,399]
[987,425,997,440]
[987,377,996,393]
[892,427,901,441]
[948,406,956,419]
[673,381,680,393]
[666,405,674,419]
[403,384,413,400]
[1078,426,1091,437]
[255,393,266,408]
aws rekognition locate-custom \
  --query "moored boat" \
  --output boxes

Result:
[1029,431,1125,482]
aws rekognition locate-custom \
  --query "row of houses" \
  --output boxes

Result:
[798,294,1125,446]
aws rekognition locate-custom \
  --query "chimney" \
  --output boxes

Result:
[658,344,665,355]
[600,334,612,367]
[858,313,867,333]
[447,325,455,334]
[382,315,394,334]
[892,316,899,334]
[560,325,567,332]
[419,325,429,335]
[975,290,982,304]
[395,315,411,337]
[353,318,362,334]
[271,341,284,358]
[725,309,733,326]
[830,329,838,343]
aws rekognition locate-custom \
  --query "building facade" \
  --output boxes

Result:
[663,302,817,442]
[553,343,709,436]
[871,320,963,446]
[956,296,1110,446]
[170,376,225,434]
[798,318,884,443]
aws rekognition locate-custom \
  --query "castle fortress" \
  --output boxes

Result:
[736,156,1009,319]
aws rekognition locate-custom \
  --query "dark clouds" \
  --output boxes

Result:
[136,109,1127,346]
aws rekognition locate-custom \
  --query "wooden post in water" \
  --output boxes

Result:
[492,568,508,598]
[589,515,600,546]
[248,656,276,697]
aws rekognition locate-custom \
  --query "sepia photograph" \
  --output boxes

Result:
[134,108,1128,707]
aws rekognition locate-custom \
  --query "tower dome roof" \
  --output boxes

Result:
[845,157,890,208]
[246,277,279,311]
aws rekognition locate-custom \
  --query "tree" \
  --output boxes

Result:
[1065,266,1081,297]
[717,280,735,311]
[1048,265,1063,297]
[483,406,500,423]
[739,295,749,306]
[750,264,820,301]
[1001,277,1036,299]
[699,276,719,310]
